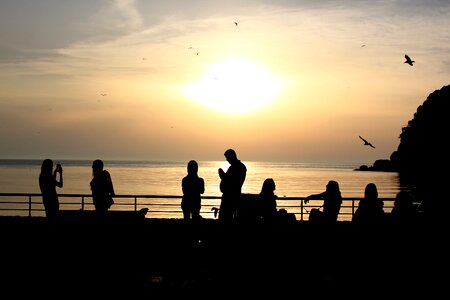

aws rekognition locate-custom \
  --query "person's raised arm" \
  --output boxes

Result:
[54,164,63,188]
[304,191,325,204]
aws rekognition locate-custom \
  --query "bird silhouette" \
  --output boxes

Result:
[404,54,414,66]
[234,21,238,26]
[359,136,375,148]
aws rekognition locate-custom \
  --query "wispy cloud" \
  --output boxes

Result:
[114,0,143,31]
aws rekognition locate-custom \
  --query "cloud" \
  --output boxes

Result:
[112,0,144,31]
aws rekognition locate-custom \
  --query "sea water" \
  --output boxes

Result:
[0,159,404,219]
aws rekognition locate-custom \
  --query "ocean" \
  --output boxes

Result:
[0,159,405,219]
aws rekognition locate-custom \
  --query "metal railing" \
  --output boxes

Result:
[0,193,396,221]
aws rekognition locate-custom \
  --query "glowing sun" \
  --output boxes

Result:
[183,59,284,115]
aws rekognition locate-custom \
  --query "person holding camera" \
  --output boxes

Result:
[39,159,63,219]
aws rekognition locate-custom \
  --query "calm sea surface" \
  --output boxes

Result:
[0,159,406,219]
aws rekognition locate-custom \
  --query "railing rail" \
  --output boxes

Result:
[0,193,396,221]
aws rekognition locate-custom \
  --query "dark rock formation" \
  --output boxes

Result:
[360,84,450,219]
[355,159,396,171]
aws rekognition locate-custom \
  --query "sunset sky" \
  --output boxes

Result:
[1,0,449,164]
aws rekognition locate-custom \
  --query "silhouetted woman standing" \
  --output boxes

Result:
[181,160,205,221]
[90,159,115,215]
[39,158,63,219]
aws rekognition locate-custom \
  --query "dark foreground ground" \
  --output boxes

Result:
[1,213,448,298]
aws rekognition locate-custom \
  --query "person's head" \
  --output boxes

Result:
[224,149,237,163]
[41,158,53,175]
[92,159,104,175]
[364,183,378,199]
[187,160,198,175]
[394,191,412,208]
[261,178,276,193]
[326,180,340,194]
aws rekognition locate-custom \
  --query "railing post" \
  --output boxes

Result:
[300,199,304,221]
[81,196,84,211]
[352,199,355,216]
[134,197,137,212]
[28,195,32,217]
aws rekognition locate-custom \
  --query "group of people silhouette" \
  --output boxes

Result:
[39,158,115,219]
[181,148,421,225]
[39,149,421,224]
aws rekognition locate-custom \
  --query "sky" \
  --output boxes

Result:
[1,0,449,164]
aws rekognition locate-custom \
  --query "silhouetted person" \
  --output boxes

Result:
[277,208,296,223]
[305,180,342,223]
[90,159,115,215]
[259,178,278,223]
[390,190,420,224]
[218,149,247,222]
[181,160,205,222]
[352,183,385,224]
[39,159,63,219]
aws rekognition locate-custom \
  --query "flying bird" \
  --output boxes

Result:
[100,93,107,96]
[359,136,375,148]
[404,54,414,66]
[234,21,238,26]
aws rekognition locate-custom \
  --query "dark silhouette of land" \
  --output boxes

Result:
[0,215,444,298]
[355,84,450,221]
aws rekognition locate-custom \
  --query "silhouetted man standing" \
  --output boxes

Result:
[218,149,247,222]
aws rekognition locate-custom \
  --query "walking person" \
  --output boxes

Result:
[181,160,205,222]
[90,159,115,215]
[39,158,63,219]
[218,149,247,222]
